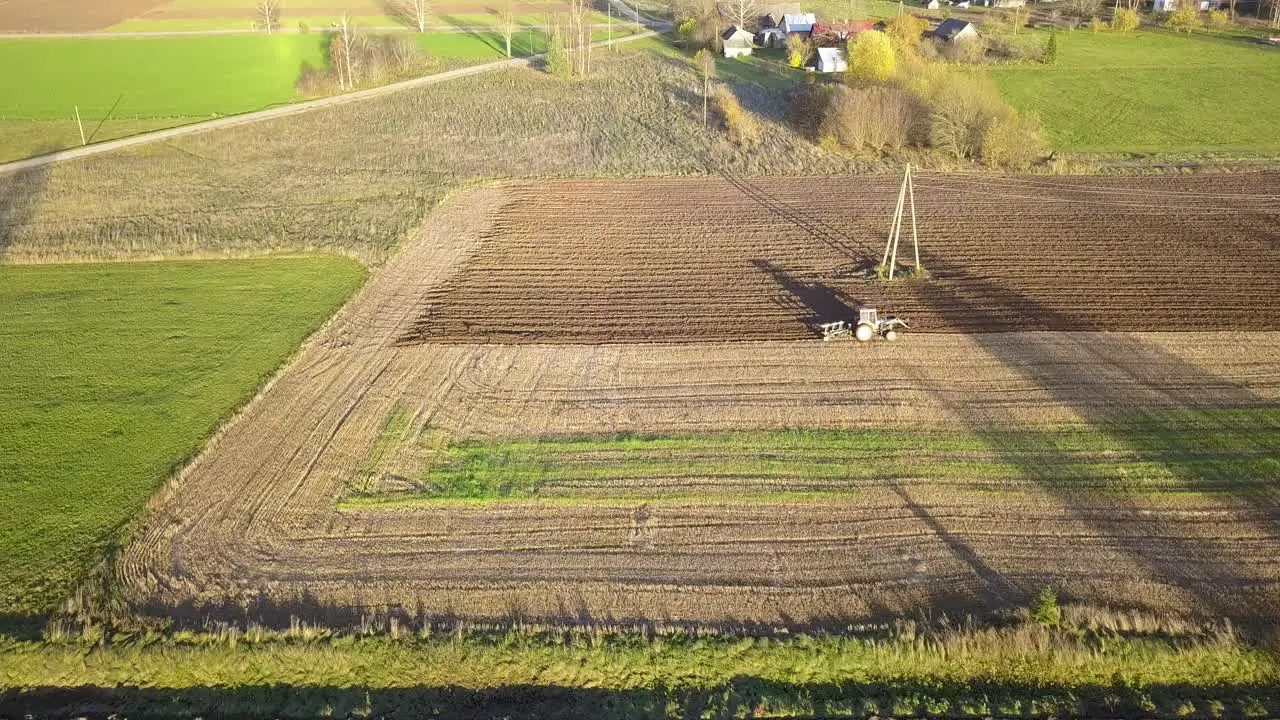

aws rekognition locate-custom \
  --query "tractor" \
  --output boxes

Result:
[819,307,909,342]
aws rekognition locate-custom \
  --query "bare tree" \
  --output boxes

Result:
[718,0,760,29]
[331,15,363,90]
[567,0,593,75]
[694,48,716,128]
[382,0,430,31]
[256,0,282,33]
[1066,0,1102,19]
[498,1,518,57]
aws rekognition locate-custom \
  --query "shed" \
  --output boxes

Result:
[722,25,756,57]
[816,46,847,72]
[781,12,817,32]
[934,17,978,41]
[757,26,788,47]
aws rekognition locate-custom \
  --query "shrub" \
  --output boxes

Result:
[1089,15,1108,31]
[1111,7,1140,31]
[885,14,930,50]
[942,35,987,63]
[713,86,761,146]
[1165,6,1203,32]
[926,73,1003,158]
[847,31,897,82]
[298,20,311,33]
[1032,586,1062,627]
[1044,32,1058,63]
[819,85,920,150]
[1206,8,1231,26]
[988,33,1046,61]
[546,30,572,77]
[981,110,1044,169]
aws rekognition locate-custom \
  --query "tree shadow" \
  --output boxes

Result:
[906,265,1280,623]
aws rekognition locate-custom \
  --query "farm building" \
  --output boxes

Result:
[934,18,978,41]
[817,47,847,72]
[757,26,787,46]
[809,19,876,41]
[781,12,817,32]
[722,26,756,57]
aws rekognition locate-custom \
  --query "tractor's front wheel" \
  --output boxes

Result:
[855,323,875,342]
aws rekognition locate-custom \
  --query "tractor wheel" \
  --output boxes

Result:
[883,329,899,342]
[855,323,875,342]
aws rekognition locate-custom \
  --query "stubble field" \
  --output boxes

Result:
[107,174,1280,629]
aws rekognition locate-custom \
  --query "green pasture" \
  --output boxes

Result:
[989,30,1280,152]
[0,257,365,617]
[0,35,327,120]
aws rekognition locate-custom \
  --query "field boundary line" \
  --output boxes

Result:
[0,30,661,176]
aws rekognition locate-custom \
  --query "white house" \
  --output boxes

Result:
[1152,0,1176,9]
[722,25,756,57]
[816,47,847,72]
[781,12,816,33]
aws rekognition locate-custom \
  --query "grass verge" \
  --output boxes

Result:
[0,256,366,618]
[1,608,1277,719]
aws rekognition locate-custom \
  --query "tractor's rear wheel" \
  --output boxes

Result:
[855,323,875,342]
[883,329,899,342]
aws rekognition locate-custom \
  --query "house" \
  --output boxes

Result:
[757,26,788,47]
[816,46,847,72]
[934,17,978,41]
[1151,0,1176,8]
[781,12,817,33]
[722,25,756,57]
[809,20,875,43]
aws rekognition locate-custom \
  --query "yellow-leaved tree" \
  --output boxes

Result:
[1111,7,1140,31]
[847,31,896,83]
[884,14,929,50]
[1165,5,1203,33]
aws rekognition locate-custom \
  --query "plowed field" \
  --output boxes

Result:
[114,177,1280,629]
[403,174,1280,343]
[0,0,165,32]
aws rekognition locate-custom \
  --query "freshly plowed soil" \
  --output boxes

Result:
[115,181,1280,629]
[0,0,165,31]
[402,174,1280,343]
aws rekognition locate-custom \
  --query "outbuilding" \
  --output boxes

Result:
[781,12,817,33]
[816,46,847,72]
[722,25,756,57]
[933,17,978,41]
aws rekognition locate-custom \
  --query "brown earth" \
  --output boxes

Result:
[402,174,1280,344]
[0,0,166,31]
[128,1,575,21]
[113,180,1280,629]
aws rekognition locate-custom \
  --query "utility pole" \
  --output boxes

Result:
[880,164,920,280]
[74,106,86,146]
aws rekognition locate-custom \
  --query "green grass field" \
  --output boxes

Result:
[989,30,1280,153]
[0,257,365,618]
[0,35,328,120]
